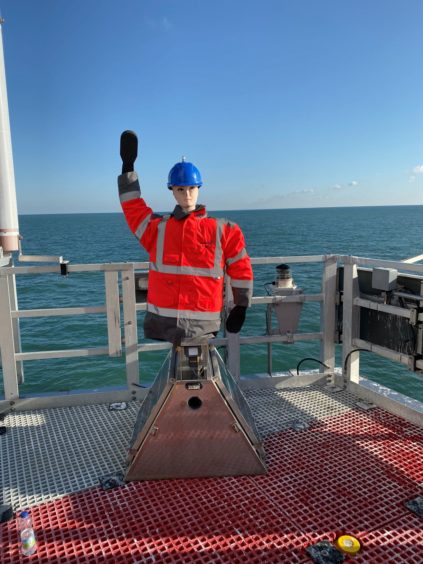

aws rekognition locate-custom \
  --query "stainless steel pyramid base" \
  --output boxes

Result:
[125,344,266,481]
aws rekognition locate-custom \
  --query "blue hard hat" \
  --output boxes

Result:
[167,157,203,189]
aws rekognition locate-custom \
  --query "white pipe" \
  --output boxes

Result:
[0,20,20,253]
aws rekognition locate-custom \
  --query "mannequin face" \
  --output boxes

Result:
[171,186,199,212]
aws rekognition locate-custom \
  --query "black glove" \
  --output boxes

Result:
[226,305,247,334]
[120,130,138,173]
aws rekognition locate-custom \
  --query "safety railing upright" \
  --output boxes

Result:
[0,261,142,410]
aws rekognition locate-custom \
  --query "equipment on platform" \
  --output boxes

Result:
[336,265,423,372]
[372,267,398,292]
[167,157,203,189]
[265,264,304,336]
[125,343,266,481]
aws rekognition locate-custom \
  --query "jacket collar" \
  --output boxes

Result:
[172,204,207,220]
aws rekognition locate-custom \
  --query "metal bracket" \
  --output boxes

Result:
[407,353,423,372]
[409,308,418,326]
[60,260,69,276]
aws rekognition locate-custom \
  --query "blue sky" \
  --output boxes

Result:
[1,0,423,213]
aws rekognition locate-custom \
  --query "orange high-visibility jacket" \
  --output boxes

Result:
[118,172,253,342]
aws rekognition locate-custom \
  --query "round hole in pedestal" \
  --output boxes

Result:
[188,396,202,410]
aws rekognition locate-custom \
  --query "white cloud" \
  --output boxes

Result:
[332,181,358,190]
[409,175,416,183]
[252,188,315,206]
[294,188,315,194]
[412,165,423,174]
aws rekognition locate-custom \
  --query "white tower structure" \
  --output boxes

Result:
[0,18,20,253]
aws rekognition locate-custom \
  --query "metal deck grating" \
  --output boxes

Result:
[1,383,359,511]
[1,403,140,509]
[353,512,423,563]
[252,410,422,537]
[1,477,315,563]
[1,381,422,562]
[243,383,358,437]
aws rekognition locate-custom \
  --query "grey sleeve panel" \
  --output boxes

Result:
[117,171,141,196]
[232,286,252,307]
[226,248,247,266]
[120,190,141,203]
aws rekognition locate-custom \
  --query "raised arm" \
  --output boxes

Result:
[118,131,157,252]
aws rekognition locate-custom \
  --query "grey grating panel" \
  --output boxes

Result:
[1,402,140,511]
[244,382,358,437]
[1,381,358,511]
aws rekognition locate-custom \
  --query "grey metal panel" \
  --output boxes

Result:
[127,351,173,453]
[212,348,263,449]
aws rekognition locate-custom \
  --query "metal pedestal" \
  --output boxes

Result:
[125,344,266,481]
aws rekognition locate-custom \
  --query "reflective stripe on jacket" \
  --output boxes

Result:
[118,171,253,340]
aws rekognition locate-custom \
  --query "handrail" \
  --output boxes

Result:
[1,253,422,413]
[403,254,423,264]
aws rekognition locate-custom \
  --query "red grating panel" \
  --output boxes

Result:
[352,512,423,564]
[366,408,423,438]
[1,476,316,563]
[321,408,423,485]
[249,409,422,539]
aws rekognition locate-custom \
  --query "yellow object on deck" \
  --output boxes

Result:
[335,534,361,555]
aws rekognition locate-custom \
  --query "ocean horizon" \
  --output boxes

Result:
[18,203,423,216]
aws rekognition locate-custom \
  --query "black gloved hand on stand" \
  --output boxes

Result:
[120,130,138,173]
[225,305,247,334]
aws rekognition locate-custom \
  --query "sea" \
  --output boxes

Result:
[2,205,423,402]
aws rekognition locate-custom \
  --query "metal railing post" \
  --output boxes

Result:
[0,275,19,400]
[121,266,141,399]
[342,258,360,384]
[105,271,122,357]
[320,255,337,380]
[7,271,24,382]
